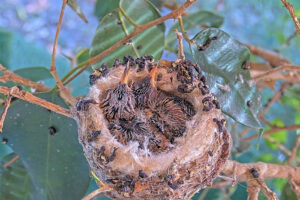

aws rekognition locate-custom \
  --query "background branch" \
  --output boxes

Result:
[50,0,76,106]
[222,160,300,185]
[247,180,260,200]
[0,86,72,118]
[245,44,291,67]
[0,64,50,92]
[0,94,12,132]
[280,0,300,34]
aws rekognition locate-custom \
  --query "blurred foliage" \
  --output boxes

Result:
[0,0,300,199]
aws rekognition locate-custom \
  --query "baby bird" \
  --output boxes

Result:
[100,66,135,122]
[132,66,158,109]
[133,66,188,144]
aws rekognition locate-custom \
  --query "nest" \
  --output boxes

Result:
[75,56,232,200]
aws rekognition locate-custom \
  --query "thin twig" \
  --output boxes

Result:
[247,180,260,200]
[61,0,197,85]
[259,82,292,119]
[251,70,300,83]
[244,124,300,141]
[209,181,232,188]
[82,186,112,200]
[0,64,50,92]
[245,44,291,67]
[0,94,12,132]
[288,135,300,165]
[3,155,19,168]
[253,65,300,81]
[50,0,76,106]
[255,178,279,200]
[280,0,300,34]
[264,135,292,157]
[178,16,193,43]
[175,29,185,59]
[289,179,300,198]
[0,86,72,118]
[285,30,298,45]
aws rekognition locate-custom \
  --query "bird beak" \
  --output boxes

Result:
[149,66,158,87]
[120,66,130,85]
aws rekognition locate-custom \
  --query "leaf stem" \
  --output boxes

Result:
[118,9,140,57]
[178,16,193,43]
[119,7,139,27]
[50,0,76,106]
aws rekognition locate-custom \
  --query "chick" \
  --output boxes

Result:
[132,66,158,109]
[100,66,135,122]
[133,66,188,144]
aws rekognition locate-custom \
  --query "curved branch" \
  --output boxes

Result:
[61,0,197,85]
[50,0,76,106]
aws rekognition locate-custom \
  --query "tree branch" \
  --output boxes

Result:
[247,180,260,200]
[255,178,279,200]
[0,86,72,118]
[50,0,76,106]
[244,124,300,141]
[175,29,185,60]
[61,0,197,85]
[3,155,19,168]
[280,0,300,34]
[222,161,300,199]
[252,64,300,82]
[0,94,12,132]
[82,185,112,200]
[245,44,291,67]
[0,64,50,92]
[222,160,300,183]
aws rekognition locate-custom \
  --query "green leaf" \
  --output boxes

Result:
[0,29,69,74]
[94,0,120,20]
[67,0,88,23]
[0,30,12,68]
[149,0,164,7]
[166,11,224,51]
[0,153,35,200]
[190,28,261,128]
[14,67,52,82]
[1,91,90,200]
[90,0,165,69]
[0,143,12,159]
[76,48,90,65]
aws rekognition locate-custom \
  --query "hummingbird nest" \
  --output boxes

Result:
[75,56,232,200]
